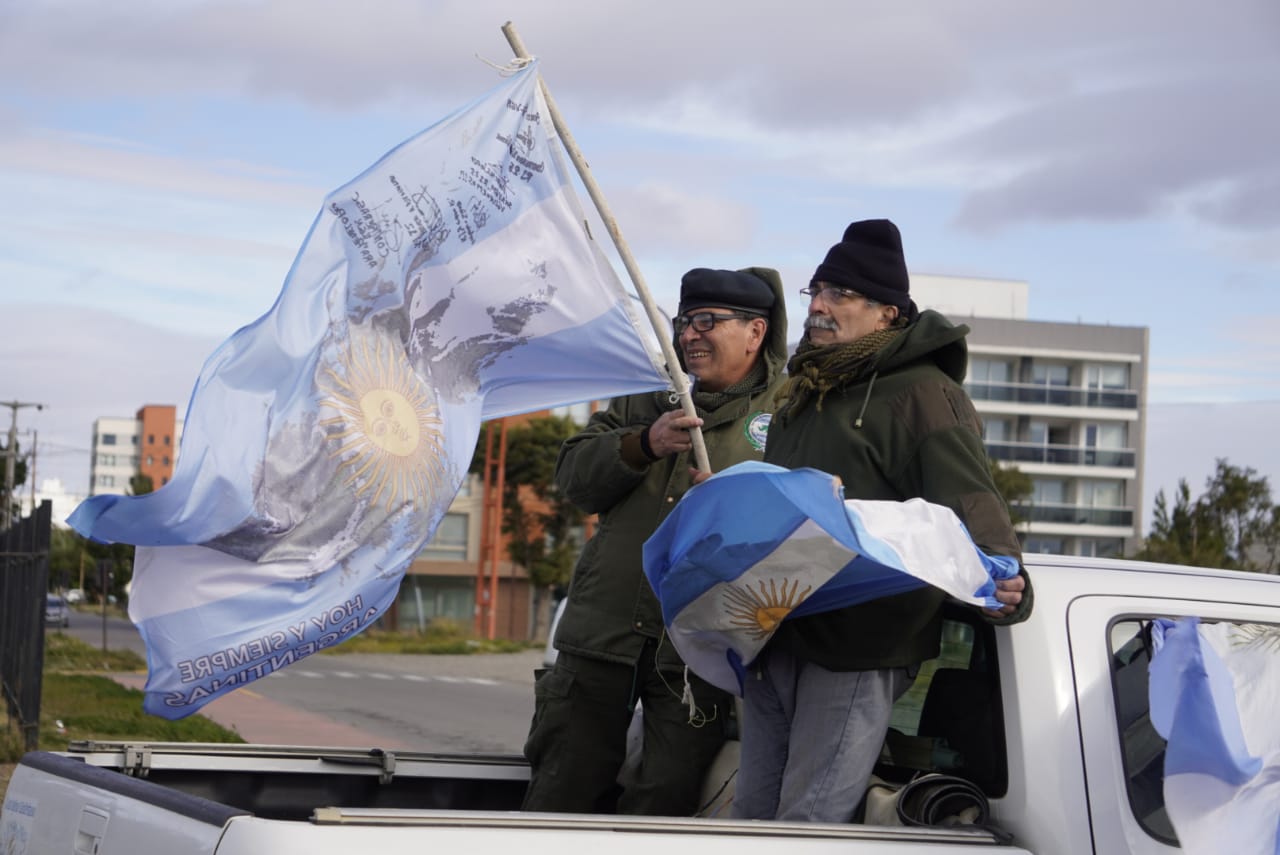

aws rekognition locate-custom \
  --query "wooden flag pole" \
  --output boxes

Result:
[500,21,710,473]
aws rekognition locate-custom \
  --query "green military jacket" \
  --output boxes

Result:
[764,309,1031,671]
[552,268,789,671]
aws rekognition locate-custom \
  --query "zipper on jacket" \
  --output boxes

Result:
[853,371,878,429]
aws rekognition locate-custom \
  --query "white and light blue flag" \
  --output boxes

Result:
[1149,617,1280,855]
[68,61,668,719]
[642,461,1020,694]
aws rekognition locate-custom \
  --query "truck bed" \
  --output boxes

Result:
[6,741,1024,854]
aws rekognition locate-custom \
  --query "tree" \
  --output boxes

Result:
[129,473,155,496]
[473,416,586,638]
[1137,458,1277,572]
[989,460,1032,528]
[48,526,84,592]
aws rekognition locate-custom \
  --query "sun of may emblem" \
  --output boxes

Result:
[319,327,448,511]
[724,577,812,639]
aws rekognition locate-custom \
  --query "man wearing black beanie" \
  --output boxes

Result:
[729,219,1033,824]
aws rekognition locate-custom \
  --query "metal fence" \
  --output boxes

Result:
[1,500,52,752]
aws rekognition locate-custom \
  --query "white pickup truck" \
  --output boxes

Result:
[4,553,1277,855]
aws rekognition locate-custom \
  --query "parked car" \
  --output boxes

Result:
[44,594,70,628]
[64,588,85,604]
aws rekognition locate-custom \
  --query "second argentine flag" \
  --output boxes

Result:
[642,461,1020,694]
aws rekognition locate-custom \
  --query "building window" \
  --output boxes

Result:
[101,434,117,446]
[162,477,169,486]
[98,475,115,487]
[967,359,1014,402]
[1031,362,1071,405]
[1024,536,1063,554]
[1080,479,1124,508]
[1031,362,1070,386]
[1079,538,1124,558]
[982,418,1010,442]
[1086,363,1129,390]
[1085,423,1129,466]
[162,456,170,466]
[148,434,155,445]
[147,455,154,466]
[420,512,469,561]
[96,454,116,466]
[970,358,1012,383]
[1032,478,1067,505]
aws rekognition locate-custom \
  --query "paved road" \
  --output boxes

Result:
[62,606,146,656]
[59,606,543,752]
[248,649,542,753]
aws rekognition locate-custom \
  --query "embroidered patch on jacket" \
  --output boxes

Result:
[745,412,772,451]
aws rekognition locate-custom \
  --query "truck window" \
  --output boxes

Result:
[1109,616,1280,847]
[1108,619,1176,845]
[876,603,1007,796]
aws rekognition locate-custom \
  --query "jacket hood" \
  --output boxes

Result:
[874,309,970,382]
[672,265,789,386]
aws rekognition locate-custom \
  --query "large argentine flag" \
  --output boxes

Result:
[642,462,1020,694]
[1149,617,1280,855]
[68,62,667,719]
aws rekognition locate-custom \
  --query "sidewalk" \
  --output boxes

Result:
[108,672,415,748]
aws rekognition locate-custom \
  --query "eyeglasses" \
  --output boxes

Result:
[672,311,757,335]
[799,284,864,305]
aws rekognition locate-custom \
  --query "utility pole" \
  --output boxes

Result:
[1,400,44,531]
[28,428,37,515]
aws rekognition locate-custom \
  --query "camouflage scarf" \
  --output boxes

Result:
[773,324,904,423]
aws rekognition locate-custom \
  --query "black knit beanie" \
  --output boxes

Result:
[811,219,919,321]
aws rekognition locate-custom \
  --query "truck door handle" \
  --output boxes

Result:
[75,807,109,855]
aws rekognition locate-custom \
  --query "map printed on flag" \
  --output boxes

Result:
[68,61,668,718]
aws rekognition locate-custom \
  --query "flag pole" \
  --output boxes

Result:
[500,21,710,474]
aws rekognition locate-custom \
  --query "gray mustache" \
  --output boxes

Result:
[804,315,838,331]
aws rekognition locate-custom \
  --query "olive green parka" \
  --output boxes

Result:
[764,309,1032,671]
[552,267,789,671]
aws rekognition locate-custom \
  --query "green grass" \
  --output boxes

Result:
[1,633,244,762]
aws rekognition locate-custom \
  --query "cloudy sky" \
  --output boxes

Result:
[2,0,1278,531]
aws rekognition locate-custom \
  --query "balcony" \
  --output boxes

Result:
[1010,502,1134,527]
[986,441,1136,468]
[967,381,1138,409]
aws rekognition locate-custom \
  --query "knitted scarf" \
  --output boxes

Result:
[774,324,905,423]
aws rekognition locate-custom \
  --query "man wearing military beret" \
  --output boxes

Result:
[522,266,789,816]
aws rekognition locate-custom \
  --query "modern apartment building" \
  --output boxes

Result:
[913,275,1148,557]
[88,405,184,496]
[395,403,597,639]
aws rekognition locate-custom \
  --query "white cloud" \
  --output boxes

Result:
[2,304,222,495]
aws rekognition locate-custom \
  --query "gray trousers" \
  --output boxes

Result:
[732,645,915,822]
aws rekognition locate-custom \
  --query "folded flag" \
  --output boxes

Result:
[68,61,668,718]
[642,461,1020,694]
[1148,616,1280,855]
